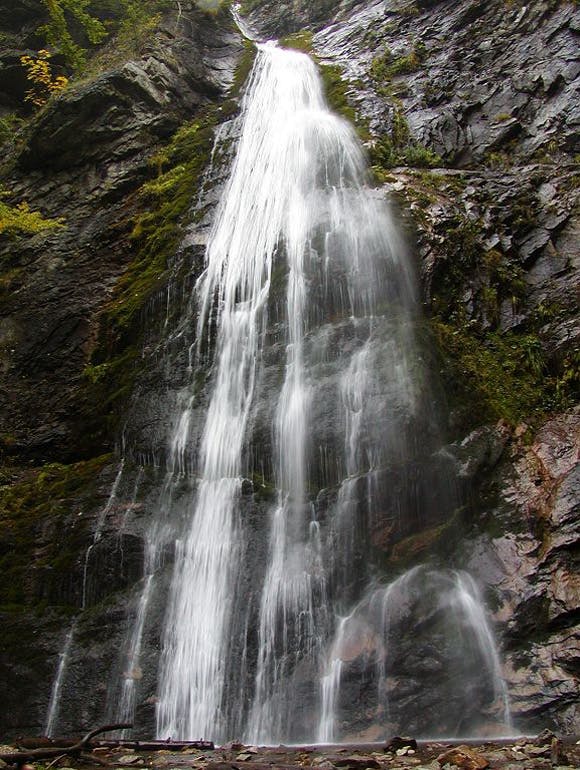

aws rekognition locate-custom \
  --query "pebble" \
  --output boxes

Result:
[507,750,527,761]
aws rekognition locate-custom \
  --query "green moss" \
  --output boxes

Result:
[0,454,110,605]
[422,197,577,428]
[432,320,576,426]
[429,214,527,324]
[403,143,442,168]
[230,39,257,97]
[394,0,419,15]
[0,114,24,150]
[251,471,276,502]
[0,188,65,238]
[369,108,442,171]
[103,108,218,337]
[279,31,314,52]
[319,63,359,128]
[370,41,427,92]
[370,134,442,170]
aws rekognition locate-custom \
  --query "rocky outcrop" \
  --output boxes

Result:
[464,408,580,732]
[311,0,579,359]
[0,3,244,737]
[0,5,243,464]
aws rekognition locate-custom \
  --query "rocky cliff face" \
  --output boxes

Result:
[0,0,578,741]
[0,1,245,736]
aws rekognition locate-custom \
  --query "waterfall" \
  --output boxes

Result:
[122,40,509,742]
[316,567,512,742]
[82,460,125,609]
[45,620,78,737]
[113,536,158,736]
[45,461,127,735]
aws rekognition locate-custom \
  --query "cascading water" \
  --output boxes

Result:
[317,567,512,742]
[151,39,510,742]
[46,36,512,742]
[45,621,77,737]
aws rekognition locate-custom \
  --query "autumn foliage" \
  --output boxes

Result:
[20,49,69,108]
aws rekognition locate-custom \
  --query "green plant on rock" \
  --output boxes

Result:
[106,110,218,335]
[402,143,441,168]
[369,107,442,171]
[39,0,108,71]
[433,321,550,425]
[370,40,427,93]
[230,39,258,97]
[319,63,359,127]
[556,350,580,405]
[394,0,419,16]
[0,188,65,237]
[279,31,314,52]
[429,220,577,427]
[0,114,24,149]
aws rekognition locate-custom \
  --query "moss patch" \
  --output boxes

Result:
[0,454,110,606]
[0,189,65,239]
[319,63,360,127]
[370,41,427,90]
[230,39,258,97]
[369,107,442,174]
[105,110,218,336]
[279,30,314,52]
[432,320,577,427]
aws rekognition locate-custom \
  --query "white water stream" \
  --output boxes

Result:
[45,620,78,737]
[42,38,511,742]
[152,40,511,743]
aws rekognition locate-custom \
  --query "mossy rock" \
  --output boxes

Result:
[0,454,110,606]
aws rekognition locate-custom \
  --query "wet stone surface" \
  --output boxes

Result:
[3,737,580,770]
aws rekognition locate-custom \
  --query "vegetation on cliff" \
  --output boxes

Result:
[0,454,110,607]
[0,188,65,236]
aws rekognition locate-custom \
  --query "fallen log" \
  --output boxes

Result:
[0,724,133,767]
[93,740,215,751]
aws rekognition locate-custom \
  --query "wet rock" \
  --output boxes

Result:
[0,7,243,465]
[331,757,381,769]
[386,738,419,752]
[435,747,489,770]
[444,423,511,481]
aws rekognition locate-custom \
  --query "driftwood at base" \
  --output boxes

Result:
[0,724,132,766]
[94,741,215,752]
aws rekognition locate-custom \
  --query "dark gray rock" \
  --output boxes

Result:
[0,7,243,463]
[313,0,580,165]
